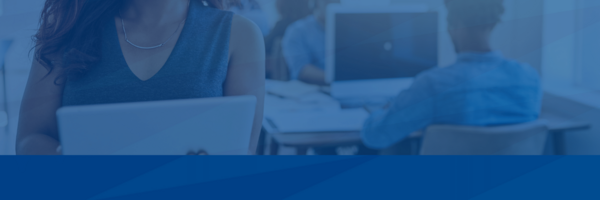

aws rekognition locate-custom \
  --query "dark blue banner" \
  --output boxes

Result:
[1,156,599,199]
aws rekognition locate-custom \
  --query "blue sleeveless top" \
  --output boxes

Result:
[62,0,233,106]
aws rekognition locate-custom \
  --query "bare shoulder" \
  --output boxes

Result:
[231,14,263,38]
[229,14,264,54]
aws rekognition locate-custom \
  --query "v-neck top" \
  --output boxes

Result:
[62,0,233,106]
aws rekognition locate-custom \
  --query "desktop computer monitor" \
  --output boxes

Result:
[325,5,439,106]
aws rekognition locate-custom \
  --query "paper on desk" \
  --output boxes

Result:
[265,79,286,91]
[267,80,321,99]
[267,109,370,133]
[264,93,341,116]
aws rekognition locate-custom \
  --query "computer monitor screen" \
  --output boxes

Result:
[334,12,438,81]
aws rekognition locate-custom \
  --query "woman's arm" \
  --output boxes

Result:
[298,64,327,86]
[226,15,266,155]
[16,58,65,155]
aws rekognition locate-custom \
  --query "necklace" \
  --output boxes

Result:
[120,0,190,50]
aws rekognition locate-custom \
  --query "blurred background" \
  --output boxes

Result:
[1,0,599,155]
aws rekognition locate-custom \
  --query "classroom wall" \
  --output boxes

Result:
[541,0,600,155]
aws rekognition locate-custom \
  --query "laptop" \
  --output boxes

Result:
[325,4,439,107]
[57,96,256,155]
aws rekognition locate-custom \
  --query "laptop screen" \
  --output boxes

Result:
[334,12,438,81]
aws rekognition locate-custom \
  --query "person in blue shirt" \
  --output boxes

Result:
[281,0,340,85]
[361,0,542,149]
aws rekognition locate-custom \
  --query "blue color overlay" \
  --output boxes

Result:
[2,156,600,199]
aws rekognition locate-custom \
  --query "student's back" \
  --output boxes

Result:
[417,52,540,126]
[361,52,541,149]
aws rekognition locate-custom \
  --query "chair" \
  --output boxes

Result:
[0,40,12,153]
[420,120,548,155]
[0,40,10,66]
[0,40,11,127]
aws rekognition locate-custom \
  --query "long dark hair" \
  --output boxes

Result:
[33,0,237,81]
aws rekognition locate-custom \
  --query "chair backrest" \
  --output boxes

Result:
[0,40,11,68]
[0,40,12,135]
[420,120,548,155]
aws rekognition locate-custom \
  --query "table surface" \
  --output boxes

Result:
[541,112,591,132]
[269,111,592,148]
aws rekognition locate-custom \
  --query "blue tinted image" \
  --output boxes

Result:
[0,0,595,158]
[3,0,600,198]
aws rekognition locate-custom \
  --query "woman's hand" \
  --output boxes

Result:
[56,145,63,155]
[16,134,62,155]
[186,149,208,155]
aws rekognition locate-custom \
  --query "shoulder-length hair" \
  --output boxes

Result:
[33,0,237,81]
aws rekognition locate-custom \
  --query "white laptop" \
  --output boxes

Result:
[57,96,256,155]
[325,4,439,106]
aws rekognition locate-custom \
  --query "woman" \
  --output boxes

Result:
[16,0,265,155]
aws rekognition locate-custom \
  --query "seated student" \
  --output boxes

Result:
[264,0,312,80]
[361,0,542,149]
[281,0,340,85]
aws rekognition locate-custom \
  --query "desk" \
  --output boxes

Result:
[263,80,592,155]
[541,112,591,155]
[266,112,591,155]
[270,131,361,155]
